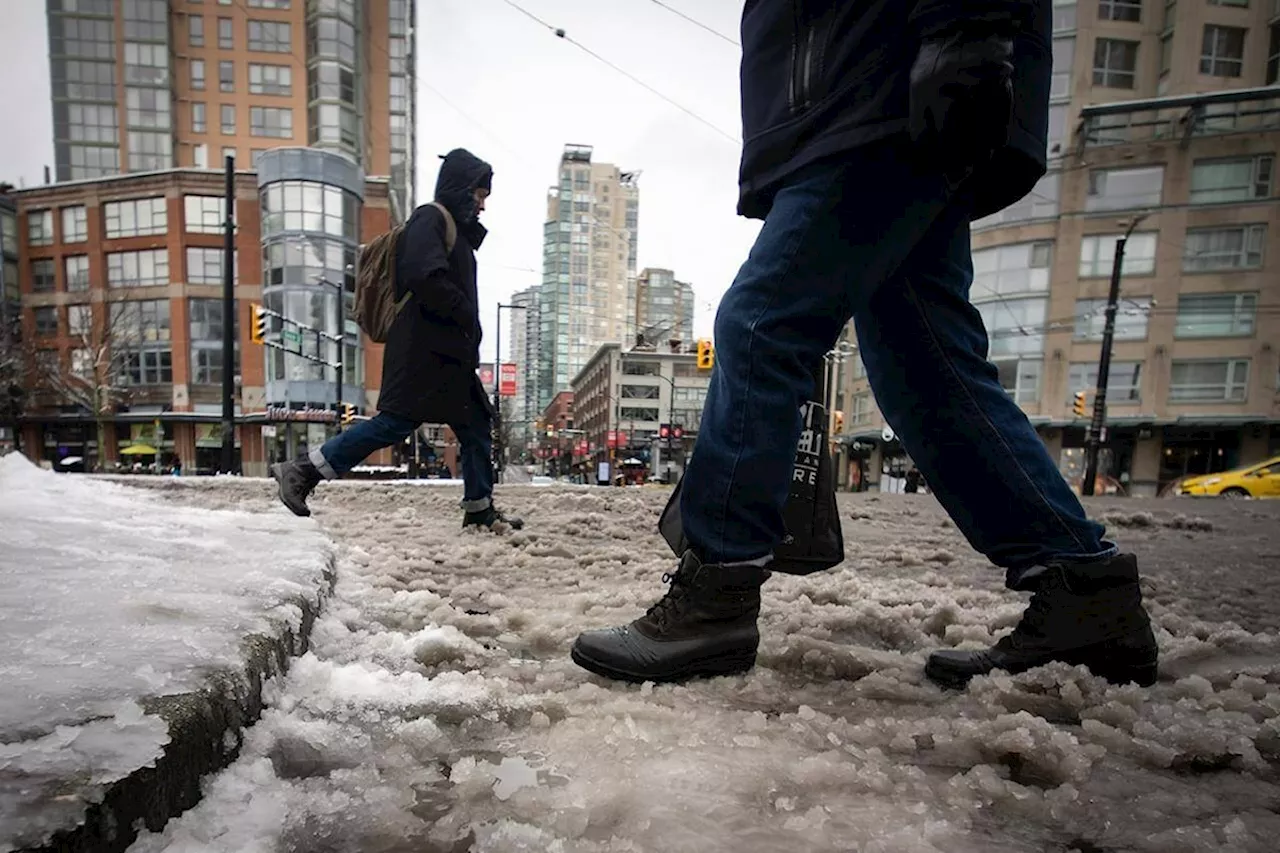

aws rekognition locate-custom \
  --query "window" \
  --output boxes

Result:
[219,60,234,92]
[996,359,1043,404]
[248,63,292,95]
[1067,362,1143,403]
[191,58,206,90]
[619,407,659,422]
[189,298,238,384]
[247,20,291,52]
[107,249,169,288]
[71,348,92,378]
[1184,225,1266,271]
[1169,359,1250,402]
[1086,165,1164,211]
[221,103,236,135]
[621,384,660,399]
[68,304,91,337]
[851,393,874,425]
[250,106,293,138]
[123,42,168,86]
[184,196,225,233]
[622,361,660,376]
[126,87,171,129]
[1268,23,1279,86]
[1074,297,1151,340]
[127,131,173,171]
[309,16,356,64]
[66,103,118,143]
[27,209,53,246]
[221,146,237,162]
[977,297,1048,356]
[1190,155,1274,203]
[972,241,1053,299]
[1098,0,1142,22]
[972,171,1061,228]
[31,259,56,293]
[1201,25,1246,77]
[192,101,207,133]
[65,255,90,292]
[123,0,168,40]
[248,0,292,6]
[1093,38,1138,87]
[111,299,171,344]
[188,14,204,47]
[51,15,115,59]
[309,103,358,147]
[186,247,237,284]
[308,61,356,104]
[61,206,87,243]
[1175,293,1257,338]
[34,306,58,337]
[122,348,173,385]
[1078,232,1157,277]
[218,17,233,48]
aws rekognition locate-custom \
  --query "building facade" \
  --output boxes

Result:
[634,267,695,349]
[537,144,639,411]
[1,195,20,452]
[571,342,711,483]
[838,0,1280,497]
[508,284,540,449]
[46,0,415,219]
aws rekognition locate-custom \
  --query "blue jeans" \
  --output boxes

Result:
[311,407,494,509]
[680,143,1115,589]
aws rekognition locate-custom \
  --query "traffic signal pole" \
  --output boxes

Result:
[219,155,236,474]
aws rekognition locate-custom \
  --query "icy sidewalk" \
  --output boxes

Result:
[0,455,334,853]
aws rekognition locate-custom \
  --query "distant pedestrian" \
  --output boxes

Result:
[270,149,522,532]
[571,0,1156,691]
[904,466,922,494]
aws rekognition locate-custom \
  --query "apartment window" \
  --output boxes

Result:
[1098,0,1141,22]
[191,59,206,90]
[247,20,291,52]
[71,348,92,378]
[1184,225,1266,271]
[186,247,237,284]
[1093,38,1138,88]
[248,63,292,95]
[218,17,233,49]
[65,255,90,292]
[107,249,169,288]
[308,61,356,104]
[221,104,236,135]
[27,209,53,246]
[622,361,659,376]
[219,60,234,92]
[1161,33,1174,76]
[31,259,56,293]
[248,0,292,6]
[1175,293,1257,338]
[1201,25,1246,77]
[221,146,237,162]
[66,103,118,143]
[251,148,267,167]
[851,392,874,424]
[184,196,226,234]
[1190,155,1274,203]
[620,407,659,422]
[309,103,358,147]
[123,0,168,40]
[52,15,114,59]
[34,307,58,337]
[188,14,204,47]
[192,101,207,133]
[1079,232,1157,277]
[977,297,1048,357]
[122,348,173,385]
[1086,165,1164,211]
[61,206,87,243]
[68,304,92,337]
[621,384,660,399]
[972,241,1053,299]
[1170,359,1249,402]
[309,17,357,64]
[1074,296,1151,340]
[127,131,172,171]
[1268,23,1279,85]
[189,298,238,384]
[1068,362,1143,403]
[994,359,1042,404]
[250,106,293,138]
[111,299,171,344]
[1052,37,1076,99]
[57,59,116,102]
[126,87,171,129]
[123,42,168,86]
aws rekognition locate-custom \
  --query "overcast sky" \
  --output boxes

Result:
[0,0,757,365]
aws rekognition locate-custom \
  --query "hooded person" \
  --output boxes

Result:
[270,148,523,531]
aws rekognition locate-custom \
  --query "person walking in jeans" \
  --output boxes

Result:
[271,149,522,532]
[571,0,1156,688]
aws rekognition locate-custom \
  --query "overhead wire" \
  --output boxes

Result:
[647,0,740,46]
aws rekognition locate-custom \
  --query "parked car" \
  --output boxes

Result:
[1174,455,1280,498]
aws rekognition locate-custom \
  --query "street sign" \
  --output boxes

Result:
[282,330,302,345]
[262,425,277,438]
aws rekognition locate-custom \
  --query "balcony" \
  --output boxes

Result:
[1077,87,1280,151]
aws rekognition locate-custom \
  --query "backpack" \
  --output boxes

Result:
[354,201,457,344]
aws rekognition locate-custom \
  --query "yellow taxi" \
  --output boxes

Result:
[1175,455,1280,498]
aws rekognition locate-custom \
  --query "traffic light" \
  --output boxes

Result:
[696,339,714,370]
[672,424,684,440]
[1072,390,1088,418]
[341,403,355,425]
[658,424,671,440]
[251,304,268,345]
[834,410,845,434]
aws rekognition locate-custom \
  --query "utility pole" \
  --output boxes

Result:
[1082,214,1147,496]
[493,302,527,483]
[334,278,343,434]
[219,155,236,474]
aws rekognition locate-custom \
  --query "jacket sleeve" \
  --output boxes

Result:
[401,206,469,323]
[907,1,1035,39]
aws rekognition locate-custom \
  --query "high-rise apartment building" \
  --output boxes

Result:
[537,144,639,410]
[634,267,695,348]
[508,285,540,446]
[46,0,415,219]
[837,0,1280,498]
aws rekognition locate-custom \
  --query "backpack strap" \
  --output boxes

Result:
[428,201,458,254]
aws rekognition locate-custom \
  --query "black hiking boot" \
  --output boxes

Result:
[925,553,1158,689]
[269,455,323,518]
[571,551,770,683]
[462,504,524,531]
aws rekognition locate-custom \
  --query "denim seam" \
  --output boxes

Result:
[900,276,1098,558]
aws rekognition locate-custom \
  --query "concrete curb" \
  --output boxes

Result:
[18,554,336,853]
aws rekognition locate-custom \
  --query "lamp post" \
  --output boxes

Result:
[493,301,527,482]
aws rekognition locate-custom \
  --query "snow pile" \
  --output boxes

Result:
[0,455,333,850]
[124,481,1280,853]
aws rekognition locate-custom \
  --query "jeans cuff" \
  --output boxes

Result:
[308,448,337,480]
[461,496,491,512]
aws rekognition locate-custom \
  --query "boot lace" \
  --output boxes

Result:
[643,567,696,630]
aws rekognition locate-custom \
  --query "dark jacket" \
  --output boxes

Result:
[737,0,1050,221]
[376,149,494,426]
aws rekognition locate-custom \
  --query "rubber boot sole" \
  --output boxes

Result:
[925,645,1159,690]
[570,641,757,684]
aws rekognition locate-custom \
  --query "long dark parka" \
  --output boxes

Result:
[376,149,494,426]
